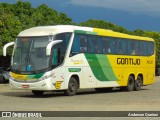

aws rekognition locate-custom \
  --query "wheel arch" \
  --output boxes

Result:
[69,74,80,89]
[129,73,135,80]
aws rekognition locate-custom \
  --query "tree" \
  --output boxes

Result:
[0,3,22,55]
[79,19,128,34]
[0,1,73,55]
[58,13,72,24]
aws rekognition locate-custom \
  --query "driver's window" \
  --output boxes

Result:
[52,48,58,65]
[51,44,62,66]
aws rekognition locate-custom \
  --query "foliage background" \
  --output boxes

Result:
[0,1,160,66]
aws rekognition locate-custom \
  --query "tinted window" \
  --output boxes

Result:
[51,33,71,67]
[122,39,128,55]
[71,33,154,57]
[88,35,101,53]
[128,40,136,55]
[102,37,111,54]
[148,42,154,55]
[71,34,80,55]
[142,41,148,56]
[79,35,87,53]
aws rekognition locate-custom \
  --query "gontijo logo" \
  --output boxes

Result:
[117,58,140,65]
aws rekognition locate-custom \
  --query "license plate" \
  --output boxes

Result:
[22,85,29,88]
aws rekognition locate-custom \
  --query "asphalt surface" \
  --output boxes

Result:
[0,77,160,119]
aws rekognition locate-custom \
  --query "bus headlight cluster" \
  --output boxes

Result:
[10,76,15,81]
[38,73,54,81]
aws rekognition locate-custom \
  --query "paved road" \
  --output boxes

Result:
[0,77,160,119]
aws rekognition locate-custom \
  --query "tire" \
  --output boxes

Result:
[64,77,78,96]
[134,76,142,91]
[32,90,44,96]
[125,75,135,91]
[0,76,5,83]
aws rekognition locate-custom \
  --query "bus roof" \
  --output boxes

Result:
[17,25,154,41]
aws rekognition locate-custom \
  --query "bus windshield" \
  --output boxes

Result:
[11,33,71,73]
[11,36,50,73]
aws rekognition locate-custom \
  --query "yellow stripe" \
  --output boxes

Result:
[10,72,28,80]
[93,28,154,41]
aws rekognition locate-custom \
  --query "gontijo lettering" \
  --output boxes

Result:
[117,58,140,65]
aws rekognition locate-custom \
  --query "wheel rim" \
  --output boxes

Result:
[137,80,140,87]
[70,83,76,92]
[136,79,142,87]
[129,79,133,87]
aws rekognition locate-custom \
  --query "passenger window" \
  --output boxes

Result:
[116,39,128,55]
[116,39,123,54]
[148,42,154,55]
[87,36,95,53]
[80,36,87,53]
[71,33,154,57]
[71,34,80,55]
[128,41,136,55]
[122,39,128,55]
[102,37,111,54]
[136,41,143,55]
[93,36,101,54]
[142,42,148,56]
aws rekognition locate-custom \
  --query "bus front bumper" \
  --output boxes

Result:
[9,78,64,91]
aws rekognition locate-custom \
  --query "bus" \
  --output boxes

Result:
[3,25,155,96]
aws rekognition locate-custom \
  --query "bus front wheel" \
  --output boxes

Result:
[64,77,78,96]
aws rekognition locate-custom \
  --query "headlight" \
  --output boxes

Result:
[38,73,54,81]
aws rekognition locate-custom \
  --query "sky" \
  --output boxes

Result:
[0,0,160,32]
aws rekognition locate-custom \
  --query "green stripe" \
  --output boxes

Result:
[27,73,44,79]
[74,30,97,35]
[96,54,117,81]
[85,54,117,81]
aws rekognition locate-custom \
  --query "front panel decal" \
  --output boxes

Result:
[10,72,45,80]
[54,81,63,89]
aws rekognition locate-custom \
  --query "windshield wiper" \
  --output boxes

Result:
[17,40,34,72]
[17,51,30,71]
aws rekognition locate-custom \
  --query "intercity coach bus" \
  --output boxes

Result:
[3,25,155,96]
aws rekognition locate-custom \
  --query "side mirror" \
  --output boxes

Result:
[46,40,62,56]
[3,42,15,56]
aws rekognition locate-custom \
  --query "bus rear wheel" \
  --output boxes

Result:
[32,90,44,96]
[125,75,134,91]
[134,76,142,91]
[64,77,78,96]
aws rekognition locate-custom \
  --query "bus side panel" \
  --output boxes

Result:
[64,54,96,89]
[146,55,155,85]
[107,55,155,86]
[84,54,120,88]
[64,53,155,90]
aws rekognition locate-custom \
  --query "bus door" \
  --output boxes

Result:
[51,46,65,89]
